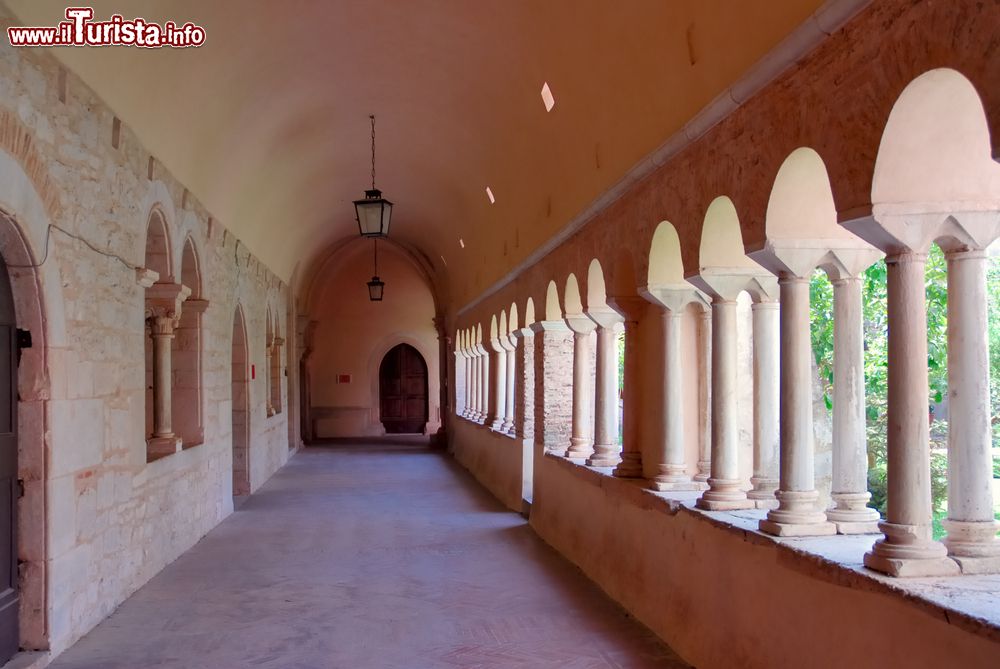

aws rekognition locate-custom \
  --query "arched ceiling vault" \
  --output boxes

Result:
[7,0,828,305]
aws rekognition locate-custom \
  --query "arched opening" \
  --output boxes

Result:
[0,255,17,664]
[379,343,428,434]
[174,237,204,448]
[143,210,172,448]
[231,305,251,499]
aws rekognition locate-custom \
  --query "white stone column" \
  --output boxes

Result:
[761,277,835,535]
[145,282,190,460]
[463,341,473,418]
[943,248,1000,570]
[489,339,507,431]
[694,307,712,484]
[565,317,596,459]
[471,346,483,421]
[864,252,958,576]
[478,344,489,423]
[612,297,646,479]
[588,322,621,467]
[826,274,880,533]
[747,300,780,509]
[502,336,517,434]
[651,307,699,490]
[696,298,752,510]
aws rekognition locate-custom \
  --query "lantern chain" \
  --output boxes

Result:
[370,114,376,191]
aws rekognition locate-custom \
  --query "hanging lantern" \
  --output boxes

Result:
[354,115,393,237]
[366,238,385,301]
[367,275,385,301]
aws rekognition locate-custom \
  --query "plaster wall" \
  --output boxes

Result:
[529,455,1000,669]
[451,420,525,512]
[0,39,294,655]
[307,241,441,438]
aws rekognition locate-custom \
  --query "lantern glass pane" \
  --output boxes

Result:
[356,200,384,236]
[380,201,393,236]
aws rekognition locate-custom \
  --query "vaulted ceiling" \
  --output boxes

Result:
[6,0,827,306]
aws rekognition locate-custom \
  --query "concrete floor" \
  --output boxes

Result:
[49,440,689,669]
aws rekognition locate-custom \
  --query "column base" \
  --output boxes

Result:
[863,521,960,577]
[951,555,1000,575]
[827,505,881,534]
[760,490,836,536]
[943,518,1000,561]
[695,479,752,511]
[586,446,621,468]
[693,461,711,484]
[490,418,506,431]
[499,419,515,434]
[147,435,182,462]
[612,453,643,479]
[565,437,594,460]
[747,493,779,510]
[759,517,837,537]
[651,478,706,492]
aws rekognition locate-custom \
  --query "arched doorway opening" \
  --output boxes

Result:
[379,344,428,434]
[0,256,17,663]
[231,306,251,498]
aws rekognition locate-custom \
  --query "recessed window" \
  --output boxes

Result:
[541,82,555,112]
[459,238,465,249]
[485,186,495,204]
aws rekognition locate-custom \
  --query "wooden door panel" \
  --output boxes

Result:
[379,344,428,434]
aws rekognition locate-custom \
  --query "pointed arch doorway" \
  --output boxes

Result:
[231,306,251,498]
[379,344,428,434]
[0,256,17,664]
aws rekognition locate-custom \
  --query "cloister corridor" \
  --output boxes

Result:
[46,441,686,669]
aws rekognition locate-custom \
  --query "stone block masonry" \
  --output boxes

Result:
[0,13,297,656]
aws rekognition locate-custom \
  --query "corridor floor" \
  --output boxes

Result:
[48,441,689,669]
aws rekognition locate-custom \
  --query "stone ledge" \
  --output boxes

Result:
[544,452,1000,645]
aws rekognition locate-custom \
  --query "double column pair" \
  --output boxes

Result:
[142,276,192,460]
[564,310,623,468]
[851,211,1000,576]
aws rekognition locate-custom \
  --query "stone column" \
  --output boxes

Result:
[694,307,712,484]
[826,274,880,533]
[612,297,646,478]
[471,345,482,421]
[943,248,1000,570]
[478,343,490,423]
[455,345,467,418]
[462,338,472,418]
[565,317,596,459]
[488,338,507,431]
[747,300,780,509]
[650,306,699,490]
[760,277,835,535]
[864,252,957,576]
[145,282,190,460]
[696,297,752,510]
[502,335,517,434]
[588,319,622,467]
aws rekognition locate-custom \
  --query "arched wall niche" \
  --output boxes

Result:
[304,237,441,439]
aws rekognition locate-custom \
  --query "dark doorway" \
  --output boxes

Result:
[379,344,428,434]
[0,256,17,663]
[231,306,250,498]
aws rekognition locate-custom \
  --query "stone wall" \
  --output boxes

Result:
[0,27,296,655]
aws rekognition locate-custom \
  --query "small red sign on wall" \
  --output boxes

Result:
[337,374,352,384]
[251,364,256,380]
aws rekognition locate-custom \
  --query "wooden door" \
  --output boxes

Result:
[0,258,17,663]
[379,344,428,434]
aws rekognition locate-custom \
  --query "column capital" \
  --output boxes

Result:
[145,282,191,331]
[529,320,569,334]
[586,307,623,330]
[565,314,597,335]
[687,268,777,302]
[640,284,706,313]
